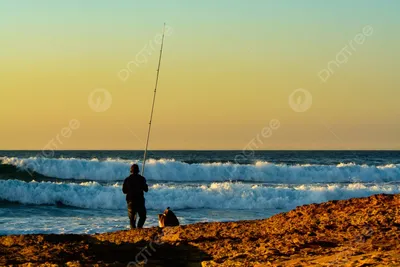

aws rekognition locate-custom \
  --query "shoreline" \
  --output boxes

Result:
[1,194,399,266]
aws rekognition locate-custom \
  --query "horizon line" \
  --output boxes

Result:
[1,149,400,152]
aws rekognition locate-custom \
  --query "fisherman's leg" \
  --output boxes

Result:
[137,204,147,229]
[127,202,136,229]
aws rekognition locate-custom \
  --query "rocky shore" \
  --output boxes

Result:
[1,194,399,266]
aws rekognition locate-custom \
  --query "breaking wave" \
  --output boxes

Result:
[1,157,400,183]
[0,179,399,210]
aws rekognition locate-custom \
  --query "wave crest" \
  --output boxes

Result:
[1,179,399,210]
[2,157,400,183]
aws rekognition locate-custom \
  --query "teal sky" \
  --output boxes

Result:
[2,1,399,35]
[2,1,399,63]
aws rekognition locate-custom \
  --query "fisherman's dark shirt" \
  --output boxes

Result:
[122,174,148,203]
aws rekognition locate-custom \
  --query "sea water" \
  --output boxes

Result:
[1,150,399,235]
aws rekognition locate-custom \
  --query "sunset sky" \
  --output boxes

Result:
[1,1,399,150]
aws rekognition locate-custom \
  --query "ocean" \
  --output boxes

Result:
[1,150,400,235]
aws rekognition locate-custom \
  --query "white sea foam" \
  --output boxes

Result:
[2,156,400,183]
[1,179,399,210]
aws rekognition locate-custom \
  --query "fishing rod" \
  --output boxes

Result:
[142,23,166,176]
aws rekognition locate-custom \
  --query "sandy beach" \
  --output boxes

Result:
[1,193,399,266]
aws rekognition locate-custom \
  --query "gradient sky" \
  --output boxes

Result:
[1,0,399,150]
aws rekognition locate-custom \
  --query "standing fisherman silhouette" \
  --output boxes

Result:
[122,24,165,229]
[122,164,148,229]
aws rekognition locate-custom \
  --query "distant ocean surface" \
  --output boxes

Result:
[1,150,400,235]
